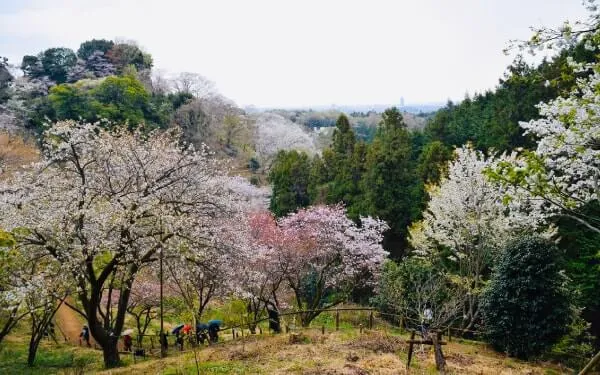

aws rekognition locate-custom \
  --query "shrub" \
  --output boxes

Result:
[481,236,570,358]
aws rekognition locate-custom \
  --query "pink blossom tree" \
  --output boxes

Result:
[231,211,287,332]
[277,205,388,326]
[126,274,161,342]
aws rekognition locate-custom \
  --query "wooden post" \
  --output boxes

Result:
[369,310,374,330]
[406,330,416,370]
[232,328,235,340]
[447,327,452,342]
[432,331,447,374]
[579,350,600,375]
[359,324,363,334]
[150,336,154,349]
[285,325,289,333]
[321,325,325,335]
[335,310,340,331]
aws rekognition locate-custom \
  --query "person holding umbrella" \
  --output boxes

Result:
[172,324,185,351]
[207,320,222,344]
[196,322,209,344]
[122,329,133,352]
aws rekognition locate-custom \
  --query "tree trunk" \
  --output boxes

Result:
[27,334,43,366]
[267,307,281,333]
[102,337,120,368]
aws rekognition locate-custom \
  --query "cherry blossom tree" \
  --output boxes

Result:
[0,231,26,345]
[490,70,600,234]
[277,205,388,326]
[230,211,287,333]
[125,274,161,342]
[171,72,216,98]
[252,113,316,171]
[24,265,70,366]
[0,120,246,367]
[165,252,229,324]
[0,229,69,365]
[410,146,551,332]
[506,0,600,55]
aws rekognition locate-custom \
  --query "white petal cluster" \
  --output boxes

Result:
[0,121,255,325]
[519,72,600,207]
[410,146,551,262]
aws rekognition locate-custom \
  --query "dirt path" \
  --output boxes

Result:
[55,299,94,346]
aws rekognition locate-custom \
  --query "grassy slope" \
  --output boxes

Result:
[2,326,572,375]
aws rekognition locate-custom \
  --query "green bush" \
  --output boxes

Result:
[481,236,571,359]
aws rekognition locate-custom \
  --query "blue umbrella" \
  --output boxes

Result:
[207,319,222,327]
[171,324,185,334]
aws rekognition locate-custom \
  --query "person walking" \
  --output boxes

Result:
[421,305,433,339]
[207,320,222,344]
[79,325,90,347]
[123,333,133,352]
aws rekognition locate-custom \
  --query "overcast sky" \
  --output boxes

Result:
[0,0,590,108]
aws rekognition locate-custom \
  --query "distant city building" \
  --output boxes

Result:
[400,97,405,107]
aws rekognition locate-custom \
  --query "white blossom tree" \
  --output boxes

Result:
[490,70,600,234]
[125,273,162,342]
[171,72,216,98]
[0,231,27,344]
[252,113,316,171]
[0,120,246,367]
[410,146,551,331]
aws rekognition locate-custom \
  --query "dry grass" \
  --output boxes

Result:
[97,329,572,375]
[0,132,39,178]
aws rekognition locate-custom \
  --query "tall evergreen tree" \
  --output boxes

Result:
[268,150,312,217]
[319,114,364,216]
[362,107,422,258]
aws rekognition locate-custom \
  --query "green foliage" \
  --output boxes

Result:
[556,202,600,343]
[77,39,114,60]
[268,150,312,216]
[20,55,45,78]
[315,115,366,220]
[0,230,15,248]
[21,48,78,83]
[40,48,77,83]
[48,82,90,120]
[106,43,153,73]
[91,75,150,125]
[548,313,595,369]
[48,75,155,128]
[331,114,355,155]
[481,236,571,359]
[417,140,452,185]
[372,259,430,315]
[0,57,13,103]
[424,42,597,153]
[361,107,422,257]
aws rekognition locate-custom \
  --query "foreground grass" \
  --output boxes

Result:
[2,325,574,374]
[101,329,571,374]
[0,341,101,374]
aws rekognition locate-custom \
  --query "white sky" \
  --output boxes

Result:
[0,0,590,108]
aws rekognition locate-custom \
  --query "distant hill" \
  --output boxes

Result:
[245,103,444,115]
[255,107,431,147]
